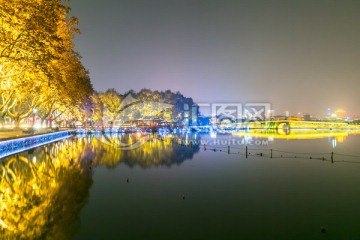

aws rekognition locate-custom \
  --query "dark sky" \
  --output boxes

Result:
[68,0,360,116]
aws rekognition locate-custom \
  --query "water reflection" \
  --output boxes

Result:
[0,139,93,239]
[86,133,200,168]
[232,129,360,142]
[0,133,200,239]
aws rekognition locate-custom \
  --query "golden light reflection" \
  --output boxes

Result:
[0,133,199,238]
[0,140,93,239]
[335,135,345,143]
[232,129,360,141]
[9,133,200,172]
[91,133,200,168]
[235,120,360,130]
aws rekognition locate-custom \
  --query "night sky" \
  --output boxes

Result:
[68,0,360,116]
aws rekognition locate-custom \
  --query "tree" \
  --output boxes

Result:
[95,88,196,125]
[0,0,93,127]
[90,93,104,125]
[99,89,122,124]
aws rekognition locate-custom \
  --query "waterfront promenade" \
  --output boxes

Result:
[0,129,76,159]
[0,128,64,141]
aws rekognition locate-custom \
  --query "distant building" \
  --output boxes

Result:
[303,114,311,121]
[132,116,163,126]
[198,116,212,126]
[183,104,199,126]
[288,116,302,121]
[334,109,347,119]
[273,115,287,121]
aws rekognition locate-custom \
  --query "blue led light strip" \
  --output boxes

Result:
[0,130,76,159]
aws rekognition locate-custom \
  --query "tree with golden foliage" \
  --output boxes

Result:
[0,0,93,127]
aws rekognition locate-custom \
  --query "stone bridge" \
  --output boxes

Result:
[235,120,360,131]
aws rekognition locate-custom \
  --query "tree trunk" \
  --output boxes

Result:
[15,119,21,128]
[0,117,5,126]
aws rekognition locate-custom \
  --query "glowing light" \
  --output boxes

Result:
[0,131,73,158]
[210,129,217,138]
[233,129,360,141]
[332,139,337,148]
[34,124,43,129]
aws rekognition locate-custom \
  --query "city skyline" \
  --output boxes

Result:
[69,0,360,116]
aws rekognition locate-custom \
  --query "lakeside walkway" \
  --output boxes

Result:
[0,128,68,141]
[0,129,76,159]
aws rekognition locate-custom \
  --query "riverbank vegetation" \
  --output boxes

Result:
[0,1,196,129]
[0,0,93,128]
[90,88,197,127]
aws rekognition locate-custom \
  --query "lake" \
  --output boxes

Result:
[1,131,360,239]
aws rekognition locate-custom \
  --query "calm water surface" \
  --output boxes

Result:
[1,131,360,239]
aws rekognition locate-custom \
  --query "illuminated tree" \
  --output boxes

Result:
[99,89,122,124]
[0,0,93,127]
[122,89,195,124]
[81,89,196,127]
[90,93,104,126]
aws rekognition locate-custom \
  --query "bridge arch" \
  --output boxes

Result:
[276,121,291,134]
